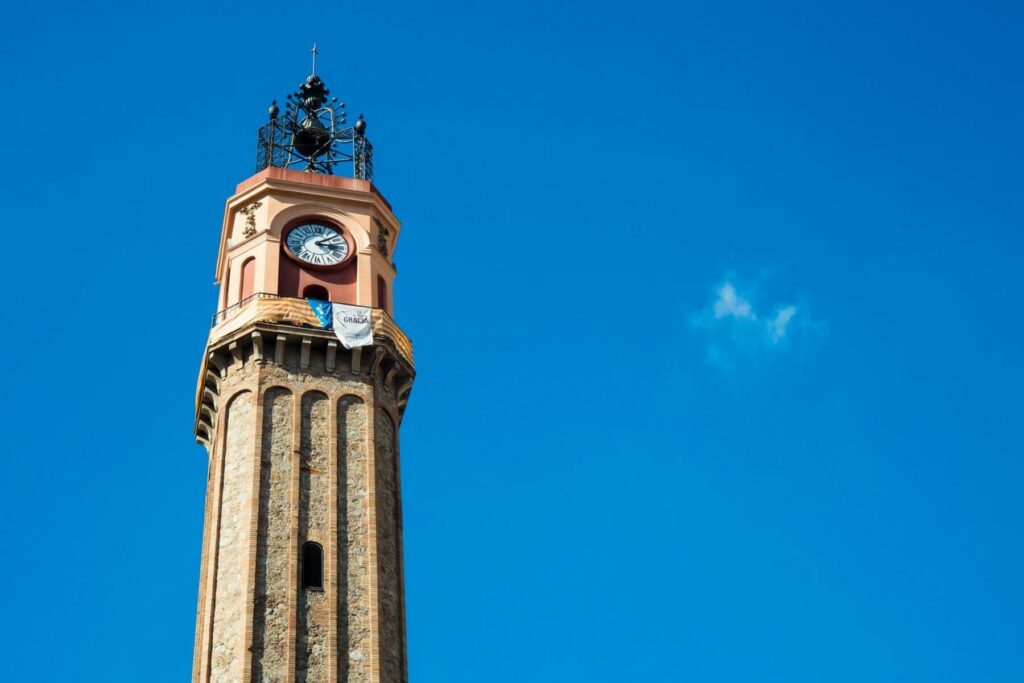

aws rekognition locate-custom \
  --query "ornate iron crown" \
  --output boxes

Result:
[255,71,373,179]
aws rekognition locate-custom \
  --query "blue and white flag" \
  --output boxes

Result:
[307,299,333,328]
[331,303,374,349]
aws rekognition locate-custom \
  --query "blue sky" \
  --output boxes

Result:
[1,1,1022,680]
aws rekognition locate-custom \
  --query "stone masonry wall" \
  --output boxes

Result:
[210,390,255,682]
[253,387,293,682]
[340,396,369,682]
[298,392,331,683]
[375,409,404,683]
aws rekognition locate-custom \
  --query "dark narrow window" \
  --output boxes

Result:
[303,284,329,301]
[376,275,388,311]
[302,542,324,589]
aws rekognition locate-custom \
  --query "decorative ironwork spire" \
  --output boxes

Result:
[255,47,373,179]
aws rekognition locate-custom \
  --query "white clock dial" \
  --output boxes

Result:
[286,223,350,266]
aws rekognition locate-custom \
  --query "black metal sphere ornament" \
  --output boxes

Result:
[253,47,374,179]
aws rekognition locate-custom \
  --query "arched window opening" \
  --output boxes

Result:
[303,284,330,301]
[240,257,256,300]
[301,542,324,589]
[376,275,388,312]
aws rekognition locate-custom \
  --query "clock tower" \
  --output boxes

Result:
[191,65,415,683]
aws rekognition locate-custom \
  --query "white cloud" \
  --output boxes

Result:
[768,305,797,343]
[713,282,755,320]
[691,278,812,367]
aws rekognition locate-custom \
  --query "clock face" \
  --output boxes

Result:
[285,223,350,267]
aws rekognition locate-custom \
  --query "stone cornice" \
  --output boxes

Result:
[194,321,414,451]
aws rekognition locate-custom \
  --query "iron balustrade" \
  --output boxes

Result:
[211,291,279,327]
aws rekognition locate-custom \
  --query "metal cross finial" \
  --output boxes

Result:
[310,42,319,76]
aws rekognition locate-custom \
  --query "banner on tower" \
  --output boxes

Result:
[332,303,374,349]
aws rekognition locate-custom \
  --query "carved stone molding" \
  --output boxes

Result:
[240,200,262,238]
[374,217,391,257]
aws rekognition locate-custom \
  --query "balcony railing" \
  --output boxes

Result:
[209,292,413,367]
